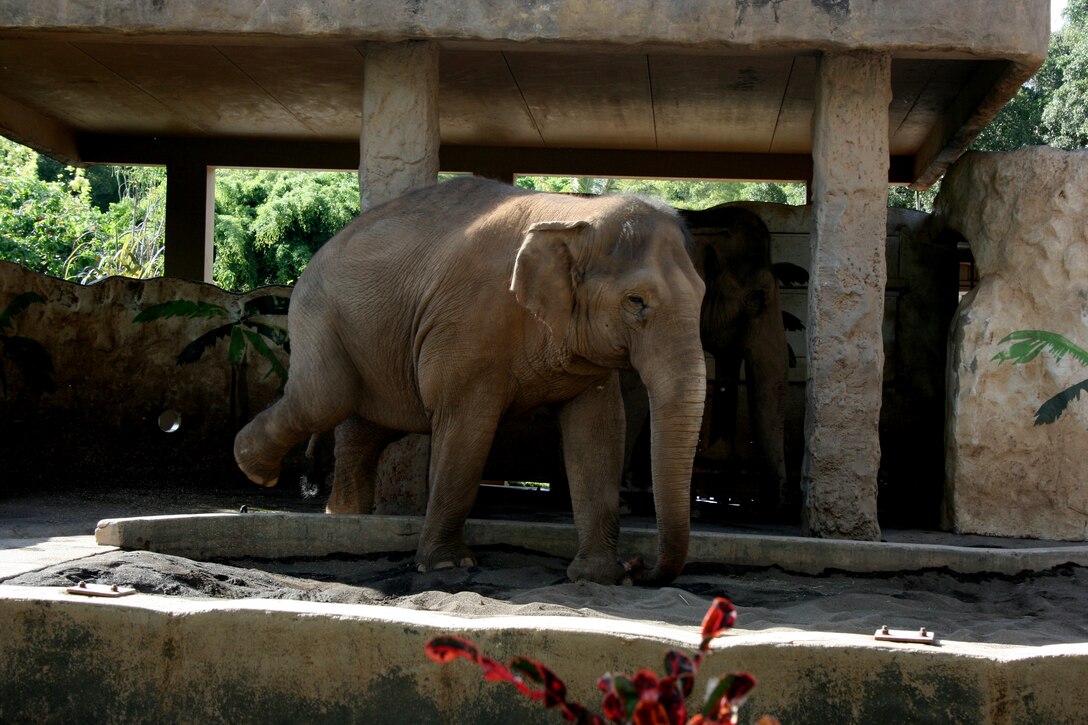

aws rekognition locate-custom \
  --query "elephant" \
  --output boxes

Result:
[623,204,797,513]
[234,177,707,585]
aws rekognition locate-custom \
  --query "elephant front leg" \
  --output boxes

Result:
[559,372,627,585]
[415,412,500,572]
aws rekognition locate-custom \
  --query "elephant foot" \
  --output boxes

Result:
[567,555,630,585]
[236,458,280,488]
[417,556,477,573]
[416,542,477,573]
[234,436,281,487]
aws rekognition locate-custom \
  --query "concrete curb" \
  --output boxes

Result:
[96,512,1088,575]
[2,584,1086,723]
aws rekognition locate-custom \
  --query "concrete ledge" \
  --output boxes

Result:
[0,1,1048,63]
[1,584,1086,723]
[96,512,1088,576]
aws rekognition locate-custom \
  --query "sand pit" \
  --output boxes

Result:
[9,542,1088,649]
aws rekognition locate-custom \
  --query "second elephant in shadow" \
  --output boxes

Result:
[624,204,804,513]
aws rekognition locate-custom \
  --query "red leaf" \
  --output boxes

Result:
[700,673,757,723]
[602,690,627,722]
[599,673,638,721]
[664,650,696,697]
[656,675,688,725]
[722,673,756,706]
[478,655,515,683]
[699,598,737,649]
[632,669,660,696]
[424,636,479,664]
[511,657,568,708]
[633,700,675,725]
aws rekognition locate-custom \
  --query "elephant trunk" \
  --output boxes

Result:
[631,339,707,585]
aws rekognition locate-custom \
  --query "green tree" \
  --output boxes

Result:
[1041,12,1088,149]
[36,154,122,211]
[972,0,1088,152]
[515,176,806,209]
[64,166,167,283]
[213,170,359,291]
[0,138,103,278]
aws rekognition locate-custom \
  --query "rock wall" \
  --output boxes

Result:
[0,262,291,492]
[939,147,1088,541]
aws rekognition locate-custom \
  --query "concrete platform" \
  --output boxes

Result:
[94,511,1088,577]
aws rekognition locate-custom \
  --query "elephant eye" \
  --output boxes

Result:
[627,295,645,307]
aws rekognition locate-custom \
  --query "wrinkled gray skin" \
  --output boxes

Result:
[624,204,789,510]
[235,178,706,586]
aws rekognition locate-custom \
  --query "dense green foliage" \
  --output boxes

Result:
[1,4,1086,290]
[973,0,1088,151]
[214,170,359,291]
[0,137,166,282]
[516,175,806,208]
[0,140,102,278]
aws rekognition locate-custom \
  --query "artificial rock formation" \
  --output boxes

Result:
[941,147,1088,541]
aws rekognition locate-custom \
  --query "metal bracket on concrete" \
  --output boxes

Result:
[66,582,136,598]
[875,625,936,645]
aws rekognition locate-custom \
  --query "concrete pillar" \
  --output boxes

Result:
[164,161,214,282]
[359,41,440,209]
[354,41,440,513]
[801,51,891,540]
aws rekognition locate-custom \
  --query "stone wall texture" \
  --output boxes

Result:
[939,147,1088,541]
[0,262,291,491]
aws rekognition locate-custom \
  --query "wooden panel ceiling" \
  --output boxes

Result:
[0,38,999,181]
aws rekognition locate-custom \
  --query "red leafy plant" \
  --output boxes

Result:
[425,597,779,725]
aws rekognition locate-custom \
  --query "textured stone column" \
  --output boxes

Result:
[801,51,891,540]
[356,41,440,512]
[359,41,440,209]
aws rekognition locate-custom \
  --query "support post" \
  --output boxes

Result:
[350,41,441,511]
[359,41,440,209]
[801,51,891,540]
[164,160,215,282]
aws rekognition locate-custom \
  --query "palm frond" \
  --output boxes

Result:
[243,295,291,318]
[244,320,289,350]
[772,262,809,288]
[782,310,805,332]
[134,300,229,323]
[0,335,56,393]
[992,330,1088,367]
[0,292,45,330]
[176,323,234,365]
[243,328,288,389]
[1035,378,1088,425]
[228,326,247,367]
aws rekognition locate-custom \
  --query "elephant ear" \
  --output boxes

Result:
[510,220,588,343]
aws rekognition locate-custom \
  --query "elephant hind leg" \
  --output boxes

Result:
[326,416,404,515]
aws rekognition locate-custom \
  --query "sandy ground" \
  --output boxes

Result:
[4,484,1088,648]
